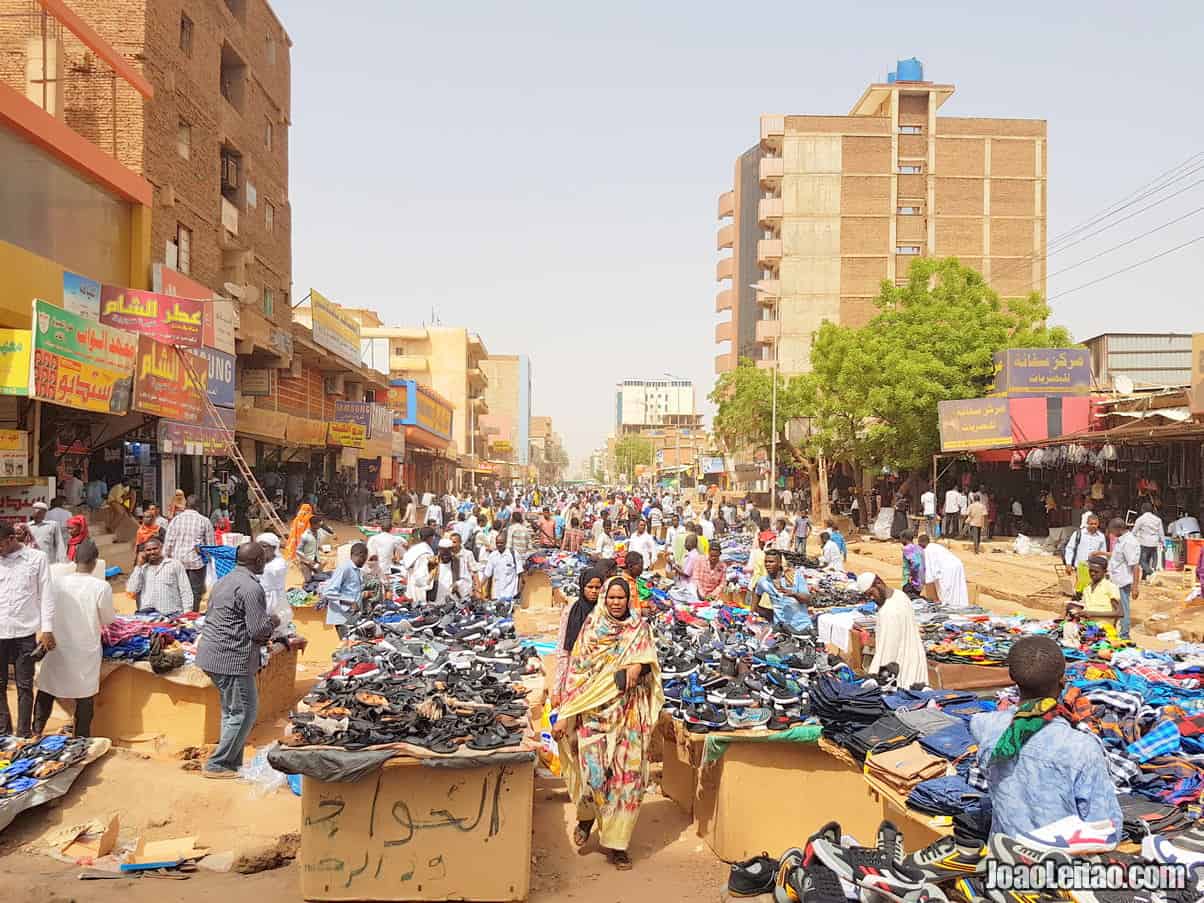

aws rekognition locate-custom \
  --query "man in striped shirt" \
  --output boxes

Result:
[196,542,277,779]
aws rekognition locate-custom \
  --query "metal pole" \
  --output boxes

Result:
[770,349,778,520]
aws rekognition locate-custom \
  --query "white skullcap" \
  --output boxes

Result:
[855,572,878,593]
[256,533,281,547]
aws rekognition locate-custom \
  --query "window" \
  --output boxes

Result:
[266,36,276,65]
[265,201,275,233]
[264,118,273,151]
[179,14,192,56]
[899,125,922,135]
[176,119,191,159]
[898,164,922,174]
[896,245,921,255]
[897,206,920,215]
[176,224,192,274]
[263,287,274,318]
[246,180,257,208]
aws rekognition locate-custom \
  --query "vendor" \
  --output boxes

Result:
[1064,514,1108,597]
[319,542,370,630]
[819,531,845,573]
[899,529,925,597]
[754,550,812,634]
[1069,553,1123,630]
[968,636,1120,838]
[858,572,927,688]
[918,535,969,609]
[691,543,726,602]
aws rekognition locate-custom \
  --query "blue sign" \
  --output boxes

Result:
[197,346,235,408]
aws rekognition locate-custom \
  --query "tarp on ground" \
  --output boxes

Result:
[0,738,111,833]
[268,743,536,782]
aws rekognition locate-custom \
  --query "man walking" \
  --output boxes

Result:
[196,542,277,778]
[943,485,963,540]
[920,486,937,537]
[0,521,54,736]
[483,531,522,602]
[1107,518,1142,639]
[1132,503,1166,579]
[27,501,65,563]
[162,495,214,612]
[793,510,811,555]
[965,493,988,555]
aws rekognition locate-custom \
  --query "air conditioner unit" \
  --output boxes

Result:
[323,374,346,395]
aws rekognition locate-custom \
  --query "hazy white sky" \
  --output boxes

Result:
[286,1,1204,465]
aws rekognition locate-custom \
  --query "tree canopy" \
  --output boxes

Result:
[708,359,802,451]
[613,434,654,479]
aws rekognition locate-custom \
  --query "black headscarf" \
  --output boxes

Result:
[563,567,603,653]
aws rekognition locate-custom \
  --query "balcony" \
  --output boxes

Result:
[758,197,783,225]
[755,319,781,343]
[715,289,734,313]
[715,319,734,344]
[759,156,784,186]
[754,280,780,305]
[467,367,487,392]
[760,114,785,149]
[717,223,734,250]
[716,255,735,282]
[718,190,735,219]
[757,239,783,266]
[715,352,737,374]
[389,354,429,372]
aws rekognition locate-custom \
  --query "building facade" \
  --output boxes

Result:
[716,60,1047,376]
[615,379,697,433]
[480,353,531,469]
[1082,333,1195,390]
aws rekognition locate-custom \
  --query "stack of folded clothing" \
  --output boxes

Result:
[809,672,885,748]
[1118,794,1194,841]
[917,721,976,762]
[892,706,961,738]
[845,713,918,761]
[864,741,948,795]
[907,774,990,818]
[101,614,199,665]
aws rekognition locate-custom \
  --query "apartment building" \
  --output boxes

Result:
[1,0,295,325]
[716,59,1047,376]
[615,379,698,433]
[480,354,532,469]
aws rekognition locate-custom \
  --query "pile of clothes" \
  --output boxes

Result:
[282,598,539,753]
[101,614,199,669]
[0,733,93,798]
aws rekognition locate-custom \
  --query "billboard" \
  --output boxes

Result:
[31,299,135,414]
[310,290,361,367]
[328,421,367,448]
[196,346,235,409]
[988,348,1093,396]
[391,379,453,441]
[937,398,1012,452]
[0,329,31,396]
[132,335,208,422]
[153,264,236,354]
[99,285,204,348]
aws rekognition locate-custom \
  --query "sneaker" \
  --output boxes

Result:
[708,680,756,707]
[683,703,725,730]
[201,767,238,780]
[903,836,987,882]
[727,707,772,730]
[762,683,803,707]
[809,821,924,898]
[1017,816,1120,855]
[773,847,805,903]
[728,852,778,897]
[662,657,698,678]
[1142,832,1204,870]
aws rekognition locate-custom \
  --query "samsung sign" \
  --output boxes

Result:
[197,347,235,408]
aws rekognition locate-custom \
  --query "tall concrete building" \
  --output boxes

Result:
[716,60,1047,376]
[0,0,295,325]
[480,353,532,470]
[615,379,698,434]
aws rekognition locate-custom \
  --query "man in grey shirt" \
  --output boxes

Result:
[26,502,65,563]
[127,538,191,615]
[196,542,277,779]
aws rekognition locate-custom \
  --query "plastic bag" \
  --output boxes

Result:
[535,702,561,776]
[240,747,287,797]
[1013,534,1034,556]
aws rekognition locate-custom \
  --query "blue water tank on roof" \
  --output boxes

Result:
[886,71,897,83]
[896,58,923,82]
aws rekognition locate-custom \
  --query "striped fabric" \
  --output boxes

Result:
[196,566,274,676]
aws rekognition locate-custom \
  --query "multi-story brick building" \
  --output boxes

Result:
[0,0,294,323]
[480,354,532,476]
[716,60,1047,377]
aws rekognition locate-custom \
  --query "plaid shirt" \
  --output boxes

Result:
[127,558,192,615]
[1126,721,1182,763]
[163,509,214,571]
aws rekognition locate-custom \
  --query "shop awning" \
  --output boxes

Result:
[286,415,328,447]
[235,406,288,443]
[404,425,451,452]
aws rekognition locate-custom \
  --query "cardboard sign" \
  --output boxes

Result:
[31,300,136,414]
[937,398,1012,452]
[132,335,208,421]
[99,285,204,348]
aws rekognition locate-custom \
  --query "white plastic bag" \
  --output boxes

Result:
[239,747,287,797]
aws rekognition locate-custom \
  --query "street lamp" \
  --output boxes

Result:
[749,283,780,518]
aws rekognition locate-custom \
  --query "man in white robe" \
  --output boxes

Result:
[858,572,928,688]
[919,535,969,609]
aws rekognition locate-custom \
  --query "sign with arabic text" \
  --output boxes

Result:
[63,271,100,320]
[0,480,51,526]
[32,299,135,413]
[309,289,361,367]
[0,329,31,396]
[132,335,208,421]
[328,421,367,448]
[196,346,235,408]
[241,368,274,397]
[153,264,236,354]
[0,431,29,478]
[937,398,1013,452]
[99,285,204,348]
[988,348,1092,396]
[1190,334,1204,417]
[333,400,371,428]
[158,406,235,456]
[391,379,454,441]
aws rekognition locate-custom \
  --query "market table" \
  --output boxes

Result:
[291,605,345,665]
[926,660,1013,691]
[90,647,299,749]
[861,769,954,851]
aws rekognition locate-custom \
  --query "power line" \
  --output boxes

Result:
[1043,204,1204,282]
[1044,233,1204,302]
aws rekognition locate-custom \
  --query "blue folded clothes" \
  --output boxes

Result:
[908,775,990,816]
[941,699,998,721]
[918,722,976,760]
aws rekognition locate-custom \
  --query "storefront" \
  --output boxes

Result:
[391,379,456,494]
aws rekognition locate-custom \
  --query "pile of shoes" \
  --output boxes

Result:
[0,733,93,797]
[284,599,539,754]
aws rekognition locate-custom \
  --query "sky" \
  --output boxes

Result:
[284,1,1204,468]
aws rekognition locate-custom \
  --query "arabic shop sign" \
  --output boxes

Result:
[391,379,454,441]
[152,264,236,355]
[196,346,235,408]
[937,398,1013,452]
[988,348,1092,396]
[31,299,136,414]
[0,329,31,396]
[63,271,100,320]
[327,421,367,448]
[132,335,208,422]
[158,406,235,456]
[99,285,205,348]
[309,289,361,367]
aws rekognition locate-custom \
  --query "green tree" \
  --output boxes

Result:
[795,257,1072,470]
[708,358,804,450]
[613,435,654,479]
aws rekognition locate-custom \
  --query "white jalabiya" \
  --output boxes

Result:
[259,555,291,625]
[868,589,929,687]
[923,542,969,609]
[37,571,114,699]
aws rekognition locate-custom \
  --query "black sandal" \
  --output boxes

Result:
[609,849,632,870]
[572,820,593,847]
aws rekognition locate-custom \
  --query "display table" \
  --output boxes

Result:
[298,753,535,901]
[291,606,344,665]
[927,661,1013,691]
[91,648,299,748]
[862,771,953,851]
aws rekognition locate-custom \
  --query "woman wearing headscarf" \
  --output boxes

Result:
[552,577,663,870]
[361,551,387,607]
[283,502,313,561]
[552,568,604,707]
[65,515,89,562]
[135,509,165,552]
[899,529,925,598]
[167,489,187,520]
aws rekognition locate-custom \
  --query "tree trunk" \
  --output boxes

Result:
[817,455,831,523]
